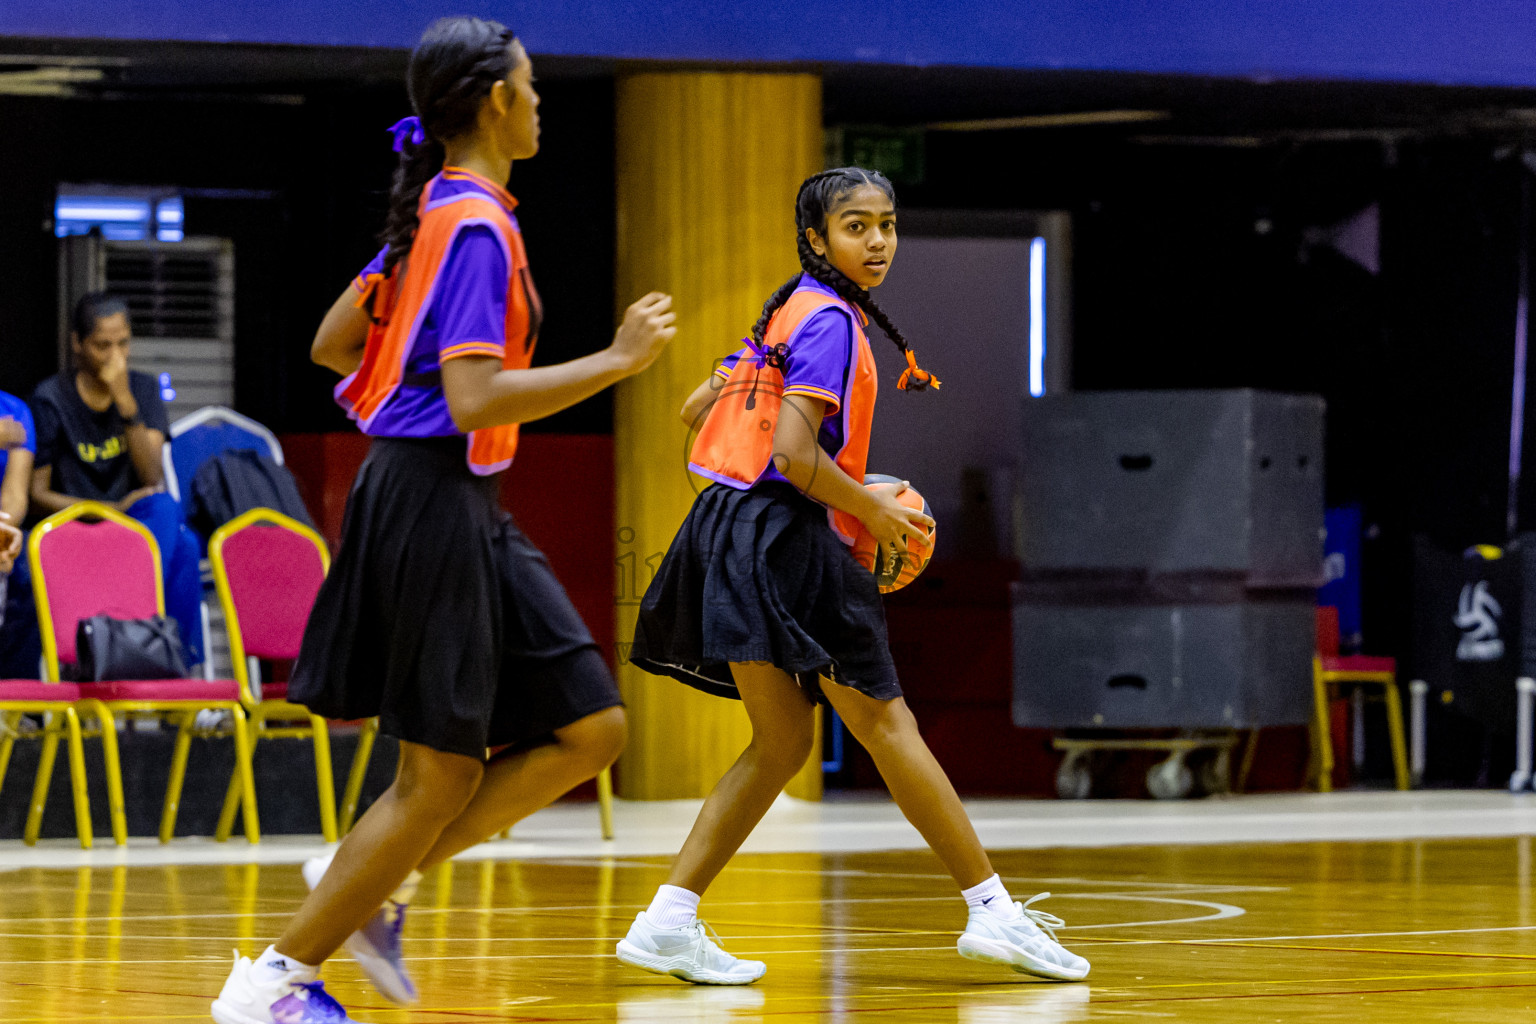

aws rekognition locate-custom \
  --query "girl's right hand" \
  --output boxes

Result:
[611,292,677,374]
[860,480,934,567]
[0,518,21,569]
[0,417,27,450]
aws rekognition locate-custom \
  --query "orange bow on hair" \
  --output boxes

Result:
[896,349,942,391]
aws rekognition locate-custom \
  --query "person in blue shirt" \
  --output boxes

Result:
[0,392,31,634]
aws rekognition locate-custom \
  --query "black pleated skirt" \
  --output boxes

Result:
[288,437,621,759]
[629,481,902,703]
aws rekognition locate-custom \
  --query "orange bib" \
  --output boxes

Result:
[337,178,539,475]
[689,286,878,543]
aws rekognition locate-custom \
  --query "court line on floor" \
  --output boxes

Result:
[0,888,1244,923]
[0,905,1235,943]
[700,864,1291,892]
[19,921,1531,967]
[0,860,1292,894]
[0,900,1241,943]
[1088,967,1536,994]
[1090,978,1536,1006]
[0,947,964,966]
[1085,922,1536,946]
[1156,940,1536,962]
[0,908,1239,936]
[7,969,1536,1022]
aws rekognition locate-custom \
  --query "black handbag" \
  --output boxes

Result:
[75,615,189,681]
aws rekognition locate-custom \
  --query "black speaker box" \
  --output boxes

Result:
[1011,591,1316,730]
[1018,390,1325,587]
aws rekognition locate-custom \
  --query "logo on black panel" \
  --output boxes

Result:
[1454,581,1504,662]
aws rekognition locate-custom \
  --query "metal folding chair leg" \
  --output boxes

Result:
[215,766,243,842]
[339,718,379,836]
[0,712,18,800]
[159,711,198,843]
[1311,659,1335,793]
[24,715,63,845]
[1382,682,1411,791]
[216,704,257,843]
[63,707,93,849]
[309,715,339,844]
[596,765,615,841]
[86,701,128,845]
[230,705,260,844]
[1234,728,1261,793]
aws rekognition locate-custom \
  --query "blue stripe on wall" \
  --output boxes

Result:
[8,1,1536,88]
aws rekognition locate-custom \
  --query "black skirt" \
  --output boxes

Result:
[630,481,902,703]
[288,437,621,759]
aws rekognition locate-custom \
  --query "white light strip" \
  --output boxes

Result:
[56,202,148,222]
[1029,235,1046,397]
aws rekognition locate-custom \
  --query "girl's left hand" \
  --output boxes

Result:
[861,480,934,567]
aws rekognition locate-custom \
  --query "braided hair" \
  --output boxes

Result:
[380,16,519,277]
[749,167,939,391]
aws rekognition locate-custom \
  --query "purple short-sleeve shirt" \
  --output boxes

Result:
[346,177,513,438]
[713,278,857,486]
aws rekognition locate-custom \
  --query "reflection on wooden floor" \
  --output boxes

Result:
[0,837,1532,1022]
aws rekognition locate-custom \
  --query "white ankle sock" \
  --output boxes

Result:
[961,874,1017,918]
[248,944,318,985]
[391,870,423,907]
[645,884,701,930]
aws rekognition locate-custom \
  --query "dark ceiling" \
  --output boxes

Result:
[4,34,1536,146]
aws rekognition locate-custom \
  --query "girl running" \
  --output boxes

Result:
[621,167,1089,985]
[211,17,675,1024]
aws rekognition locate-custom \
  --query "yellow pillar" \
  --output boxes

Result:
[614,71,824,800]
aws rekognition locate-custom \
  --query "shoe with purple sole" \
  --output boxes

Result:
[302,855,419,1006]
[211,953,365,1024]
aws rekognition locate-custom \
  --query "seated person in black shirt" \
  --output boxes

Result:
[29,293,203,666]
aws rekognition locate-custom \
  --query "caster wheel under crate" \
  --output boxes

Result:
[1146,754,1194,799]
[1055,751,1094,799]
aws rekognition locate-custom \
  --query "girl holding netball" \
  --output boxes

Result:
[211,17,675,1024]
[623,167,1089,985]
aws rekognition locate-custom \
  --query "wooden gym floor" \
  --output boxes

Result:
[1,833,1533,1022]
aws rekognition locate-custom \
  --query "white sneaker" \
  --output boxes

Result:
[210,952,364,1024]
[616,911,767,985]
[302,855,418,1005]
[957,893,1091,981]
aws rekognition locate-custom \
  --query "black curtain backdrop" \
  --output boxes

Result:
[0,71,616,435]
[2,54,1535,660]
[902,128,1531,657]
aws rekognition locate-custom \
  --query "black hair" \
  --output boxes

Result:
[749,166,937,391]
[71,292,130,340]
[380,16,520,277]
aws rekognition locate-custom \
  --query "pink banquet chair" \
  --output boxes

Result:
[208,508,346,842]
[0,677,106,848]
[29,501,258,844]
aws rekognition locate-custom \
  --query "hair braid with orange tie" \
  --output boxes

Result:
[749,167,941,392]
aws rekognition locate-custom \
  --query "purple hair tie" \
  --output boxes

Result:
[744,335,790,371]
[388,115,426,152]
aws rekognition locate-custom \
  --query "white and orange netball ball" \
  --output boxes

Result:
[851,473,935,594]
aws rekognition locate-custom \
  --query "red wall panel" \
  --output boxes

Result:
[280,431,616,798]
[280,432,616,672]
[279,437,1315,800]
